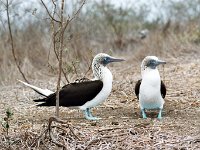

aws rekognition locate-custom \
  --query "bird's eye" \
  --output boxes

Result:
[149,60,155,65]
[102,57,109,65]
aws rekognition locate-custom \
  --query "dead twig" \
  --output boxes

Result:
[32,128,48,148]
[97,126,124,132]
[40,0,60,23]
[63,0,86,31]
[84,138,100,150]
[55,0,65,118]
[6,0,29,83]
[48,116,79,149]
[101,133,128,139]
[51,124,82,141]
[71,61,80,78]
[49,2,70,83]
[83,60,92,78]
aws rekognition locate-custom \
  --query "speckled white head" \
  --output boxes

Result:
[93,53,124,66]
[92,53,124,79]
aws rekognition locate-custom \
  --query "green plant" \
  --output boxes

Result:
[1,108,13,136]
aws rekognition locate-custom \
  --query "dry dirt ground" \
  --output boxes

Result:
[0,50,200,149]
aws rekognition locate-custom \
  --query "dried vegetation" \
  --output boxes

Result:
[0,30,200,149]
[0,0,200,149]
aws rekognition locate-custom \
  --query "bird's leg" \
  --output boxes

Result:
[141,109,147,119]
[157,109,162,119]
[86,108,93,117]
[83,108,101,121]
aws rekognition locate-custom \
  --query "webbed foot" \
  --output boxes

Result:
[141,109,147,119]
[157,109,162,119]
[84,108,101,121]
[85,116,101,121]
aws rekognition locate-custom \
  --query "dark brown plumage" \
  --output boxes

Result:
[34,80,103,107]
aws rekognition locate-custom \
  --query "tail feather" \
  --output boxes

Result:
[33,99,46,102]
[36,102,48,106]
[18,79,54,97]
[34,98,49,106]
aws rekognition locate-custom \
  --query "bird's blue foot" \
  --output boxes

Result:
[84,108,101,121]
[157,109,162,119]
[85,115,101,121]
[141,109,147,119]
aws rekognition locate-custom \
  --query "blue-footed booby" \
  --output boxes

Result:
[19,53,124,120]
[134,56,166,119]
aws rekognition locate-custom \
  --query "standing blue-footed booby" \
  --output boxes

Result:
[19,53,124,120]
[134,56,166,119]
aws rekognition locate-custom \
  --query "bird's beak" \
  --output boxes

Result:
[157,59,166,65]
[108,57,125,63]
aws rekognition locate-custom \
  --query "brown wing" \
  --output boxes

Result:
[34,80,103,107]
[134,79,142,99]
[134,79,166,99]
[161,80,166,98]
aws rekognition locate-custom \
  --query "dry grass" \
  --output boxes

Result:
[0,29,200,149]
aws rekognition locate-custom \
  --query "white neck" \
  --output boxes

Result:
[101,66,113,83]
[142,68,160,87]
[80,65,113,110]
[92,63,113,82]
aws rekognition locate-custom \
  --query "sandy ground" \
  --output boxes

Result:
[0,50,200,149]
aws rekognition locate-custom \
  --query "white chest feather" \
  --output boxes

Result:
[80,67,113,110]
[139,68,164,109]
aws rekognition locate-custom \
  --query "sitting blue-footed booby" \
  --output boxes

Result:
[134,56,166,119]
[19,53,124,120]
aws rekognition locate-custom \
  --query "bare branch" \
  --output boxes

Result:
[40,0,60,23]
[70,0,86,21]
[48,117,68,149]
[63,0,86,30]
[82,50,93,78]
[47,116,81,148]
[83,61,92,77]
[6,0,29,83]
[52,27,70,83]
[71,61,80,78]
[55,0,65,118]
